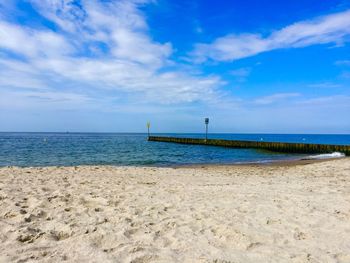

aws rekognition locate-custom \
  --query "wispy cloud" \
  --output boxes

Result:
[335,60,350,66]
[193,19,203,34]
[196,94,350,133]
[308,82,342,88]
[192,9,350,62]
[0,21,72,58]
[0,89,93,111]
[296,94,350,107]
[340,71,350,78]
[229,67,251,82]
[254,93,301,105]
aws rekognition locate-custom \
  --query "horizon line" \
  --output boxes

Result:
[0,131,349,135]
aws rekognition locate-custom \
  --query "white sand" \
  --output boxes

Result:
[0,159,350,262]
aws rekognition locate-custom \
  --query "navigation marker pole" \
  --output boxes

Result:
[205,118,209,142]
[147,121,151,139]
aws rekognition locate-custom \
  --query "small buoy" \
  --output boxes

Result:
[43,138,47,142]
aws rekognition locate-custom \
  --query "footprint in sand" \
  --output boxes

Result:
[17,227,44,243]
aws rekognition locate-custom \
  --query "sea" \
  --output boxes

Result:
[0,133,349,167]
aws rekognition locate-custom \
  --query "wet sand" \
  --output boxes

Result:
[0,158,350,262]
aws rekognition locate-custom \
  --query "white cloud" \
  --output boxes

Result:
[27,0,172,66]
[0,21,72,58]
[0,0,222,106]
[0,70,46,90]
[192,9,350,62]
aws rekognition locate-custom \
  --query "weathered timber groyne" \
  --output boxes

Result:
[148,136,350,156]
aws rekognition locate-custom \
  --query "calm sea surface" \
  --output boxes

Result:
[0,133,349,167]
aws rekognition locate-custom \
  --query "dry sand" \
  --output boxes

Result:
[0,159,350,263]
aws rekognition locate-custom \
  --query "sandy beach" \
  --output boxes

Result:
[0,159,350,263]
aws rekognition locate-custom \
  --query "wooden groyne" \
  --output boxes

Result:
[148,136,350,156]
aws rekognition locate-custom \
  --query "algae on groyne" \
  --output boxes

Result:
[148,136,350,156]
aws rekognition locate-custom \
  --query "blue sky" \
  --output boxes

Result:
[0,0,349,133]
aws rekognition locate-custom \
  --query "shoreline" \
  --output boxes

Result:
[1,156,347,170]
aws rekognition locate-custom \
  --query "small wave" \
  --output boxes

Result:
[303,152,345,160]
[232,159,281,165]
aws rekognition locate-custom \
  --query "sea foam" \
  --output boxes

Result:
[304,152,345,160]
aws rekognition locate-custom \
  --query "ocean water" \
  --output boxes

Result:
[0,133,349,167]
